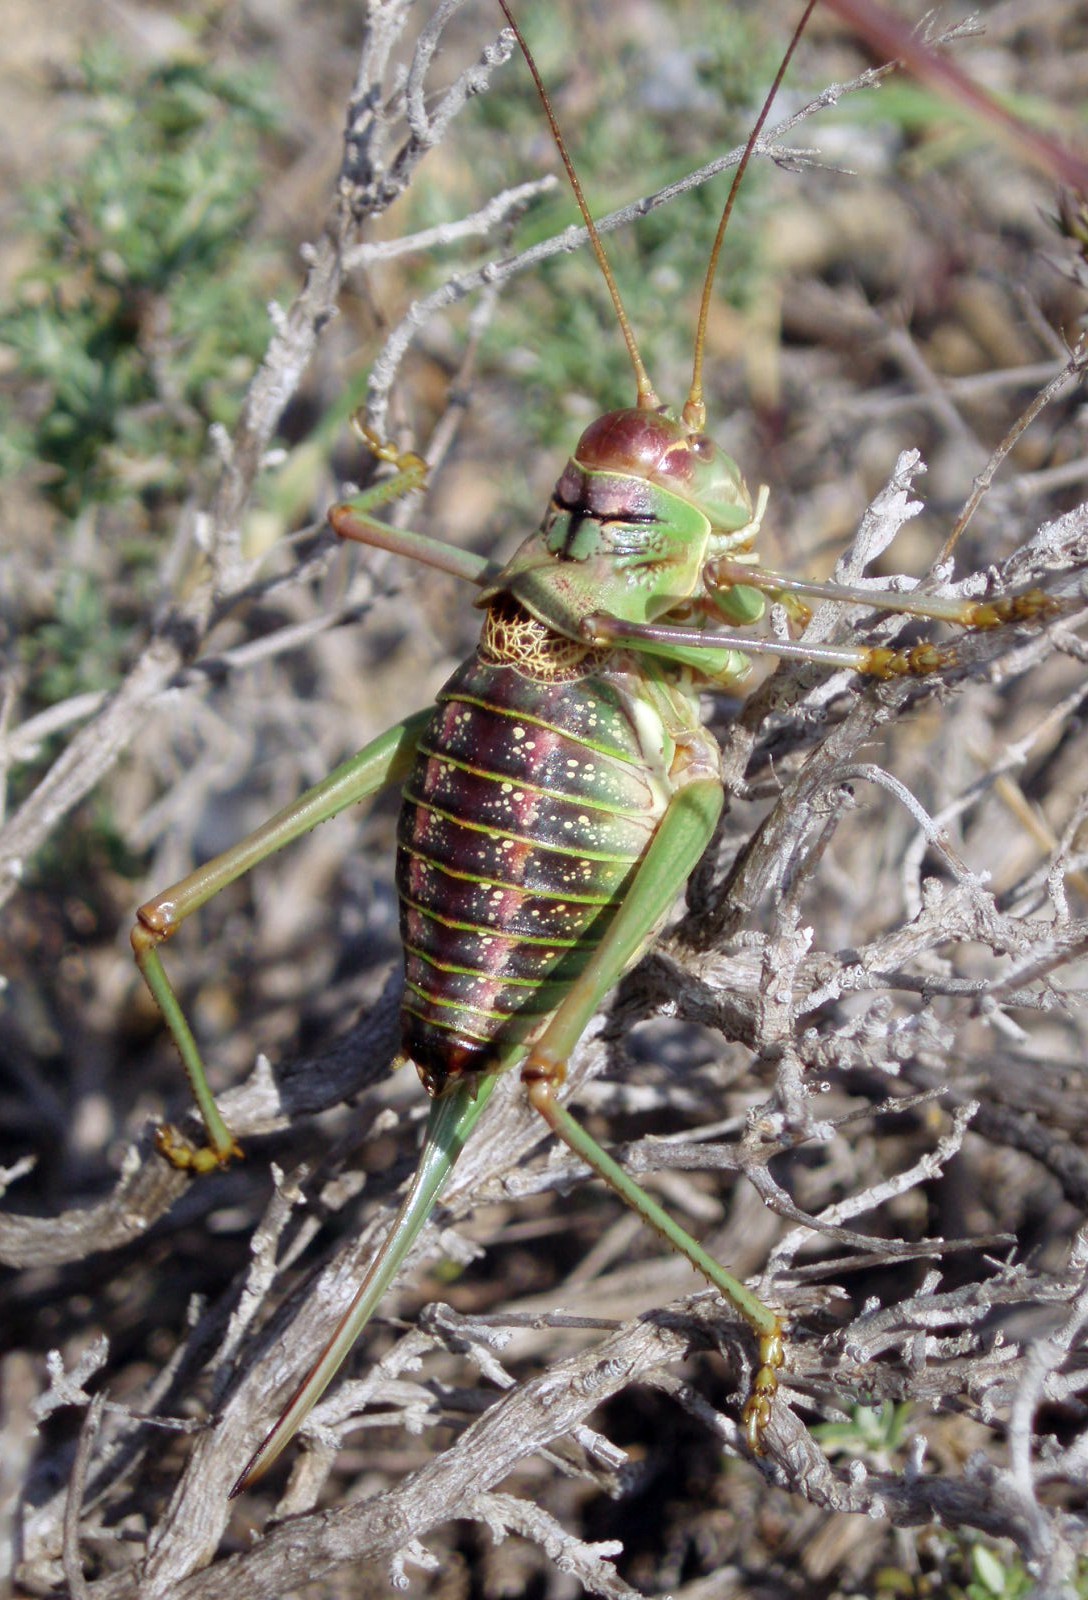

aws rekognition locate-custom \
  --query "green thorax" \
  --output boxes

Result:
[478,407,767,641]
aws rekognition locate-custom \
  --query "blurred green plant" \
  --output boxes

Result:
[957,1543,1036,1600]
[951,1541,1088,1600]
[812,1398,913,1460]
[0,46,284,516]
[875,1539,1088,1599]
[0,41,291,891]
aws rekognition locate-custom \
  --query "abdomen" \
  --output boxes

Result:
[396,638,672,1095]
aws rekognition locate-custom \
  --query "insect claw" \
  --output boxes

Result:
[155,1123,243,1173]
[963,588,1064,628]
[742,1321,786,1456]
[350,415,428,480]
[860,642,957,680]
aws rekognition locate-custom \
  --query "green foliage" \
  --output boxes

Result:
[945,1542,1088,1600]
[873,1531,1088,1598]
[960,1544,1036,1600]
[812,1399,913,1460]
[24,564,118,705]
[1,44,288,748]
[0,46,284,514]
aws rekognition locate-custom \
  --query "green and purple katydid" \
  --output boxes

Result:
[131,0,1058,1496]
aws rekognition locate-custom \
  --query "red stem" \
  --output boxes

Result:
[821,0,1088,196]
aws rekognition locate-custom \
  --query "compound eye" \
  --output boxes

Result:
[690,435,715,460]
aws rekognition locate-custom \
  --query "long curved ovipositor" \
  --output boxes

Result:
[230,1076,498,1496]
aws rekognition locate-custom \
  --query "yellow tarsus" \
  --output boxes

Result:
[352,415,428,480]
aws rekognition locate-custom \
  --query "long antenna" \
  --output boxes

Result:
[496,0,660,410]
[683,0,820,432]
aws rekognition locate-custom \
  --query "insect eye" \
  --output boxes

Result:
[690,436,714,460]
